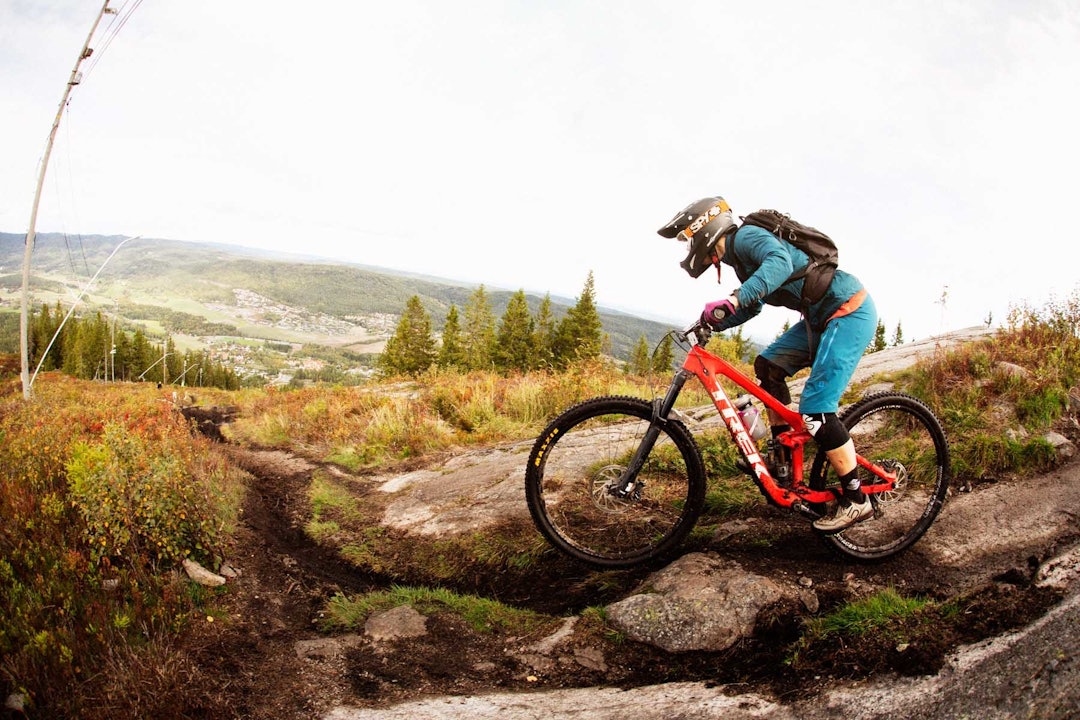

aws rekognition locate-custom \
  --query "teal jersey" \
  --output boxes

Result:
[716,224,864,331]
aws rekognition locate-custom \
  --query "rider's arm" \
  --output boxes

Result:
[732,226,795,307]
[709,226,798,331]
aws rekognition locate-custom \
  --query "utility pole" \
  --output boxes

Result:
[20,1,115,400]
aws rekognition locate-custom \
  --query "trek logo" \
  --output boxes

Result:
[719,401,769,478]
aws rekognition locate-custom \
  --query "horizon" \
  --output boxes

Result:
[0,227,996,347]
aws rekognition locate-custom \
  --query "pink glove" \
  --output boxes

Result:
[702,297,737,327]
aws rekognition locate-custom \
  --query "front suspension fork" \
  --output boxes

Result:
[612,370,691,497]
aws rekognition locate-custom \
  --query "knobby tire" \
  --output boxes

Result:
[524,396,706,569]
[809,392,951,561]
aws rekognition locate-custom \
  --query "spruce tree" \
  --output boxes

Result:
[891,321,904,346]
[462,285,496,370]
[31,303,56,370]
[651,334,675,374]
[380,295,436,376]
[626,334,651,375]
[532,294,557,369]
[495,290,535,372]
[871,319,887,353]
[131,329,152,379]
[730,326,752,363]
[438,305,465,369]
[553,271,604,366]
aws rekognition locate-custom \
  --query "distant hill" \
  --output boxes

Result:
[0,232,677,378]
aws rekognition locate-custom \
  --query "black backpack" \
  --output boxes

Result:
[737,209,838,306]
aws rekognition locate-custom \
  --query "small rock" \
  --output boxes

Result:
[1036,544,1080,592]
[798,576,814,588]
[182,558,226,587]
[295,634,363,660]
[574,646,608,672]
[1068,386,1080,414]
[713,519,753,542]
[5,693,25,713]
[996,361,1031,380]
[1044,431,1075,460]
[523,617,577,655]
[364,605,428,642]
[219,562,241,579]
[1005,427,1029,442]
[798,587,820,614]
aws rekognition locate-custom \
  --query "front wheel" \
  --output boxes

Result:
[810,392,951,561]
[525,396,706,569]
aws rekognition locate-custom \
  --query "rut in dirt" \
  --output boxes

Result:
[224,445,384,598]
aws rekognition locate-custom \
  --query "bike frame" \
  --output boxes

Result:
[678,336,897,515]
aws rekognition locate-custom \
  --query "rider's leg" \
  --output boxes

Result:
[756,322,811,431]
[798,297,878,531]
[755,355,794,430]
[803,412,864,501]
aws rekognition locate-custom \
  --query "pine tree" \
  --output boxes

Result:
[730,326,753,363]
[495,290,535,372]
[131,329,152,379]
[380,295,436,376]
[626,334,651,375]
[552,272,604,366]
[29,303,50,371]
[870,319,887,353]
[437,305,465,369]
[164,336,181,385]
[891,321,904,346]
[652,334,675,374]
[532,294,557,369]
[462,285,496,370]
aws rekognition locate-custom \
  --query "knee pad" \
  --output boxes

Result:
[754,356,791,406]
[802,412,849,452]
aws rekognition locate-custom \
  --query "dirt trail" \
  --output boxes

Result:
[176,327,1080,719]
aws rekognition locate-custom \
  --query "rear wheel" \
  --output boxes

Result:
[525,396,706,569]
[809,392,950,561]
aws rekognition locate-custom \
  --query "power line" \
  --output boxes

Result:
[83,0,147,83]
[20,1,139,400]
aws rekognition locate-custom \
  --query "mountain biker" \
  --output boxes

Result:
[658,196,878,533]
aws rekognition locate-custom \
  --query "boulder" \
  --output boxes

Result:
[605,553,785,653]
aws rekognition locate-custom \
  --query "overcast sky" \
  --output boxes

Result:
[3,1,1078,342]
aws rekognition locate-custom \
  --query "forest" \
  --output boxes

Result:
[26,301,240,389]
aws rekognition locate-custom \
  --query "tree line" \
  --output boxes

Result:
[381,273,613,376]
[381,272,910,378]
[28,302,240,389]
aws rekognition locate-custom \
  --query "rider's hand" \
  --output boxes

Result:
[702,296,739,327]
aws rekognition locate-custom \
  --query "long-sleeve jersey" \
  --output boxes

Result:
[714,224,865,332]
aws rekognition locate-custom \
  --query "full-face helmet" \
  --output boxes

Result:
[657,197,735,278]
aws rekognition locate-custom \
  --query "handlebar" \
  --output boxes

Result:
[673,320,712,352]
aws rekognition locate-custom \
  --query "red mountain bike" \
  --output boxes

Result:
[525,320,951,569]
